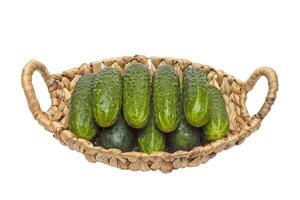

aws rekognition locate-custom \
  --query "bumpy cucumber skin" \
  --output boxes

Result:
[95,115,135,152]
[69,74,97,140]
[93,67,122,127]
[183,67,211,127]
[168,117,201,152]
[123,63,151,129]
[137,116,166,154]
[153,65,180,133]
[204,86,229,142]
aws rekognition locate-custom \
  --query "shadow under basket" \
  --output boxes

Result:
[21,55,278,173]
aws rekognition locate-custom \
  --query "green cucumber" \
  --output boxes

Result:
[93,67,122,127]
[95,115,135,152]
[183,67,211,127]
[69,74,97,140]
[153,65,180,133]
[204,86,229,142]
[123,63,151,129]
[137,115,166,154]
[168,116,201,152]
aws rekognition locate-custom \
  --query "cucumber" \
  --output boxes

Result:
[183,67,211,127]
[153,65,180,133]
[93,67,122,127]
[137,115,166,154]
[123,63,151,129]
[168,116,201,152]
[204,86,229,142]
[69,74,97,140]
[95,115,135,152]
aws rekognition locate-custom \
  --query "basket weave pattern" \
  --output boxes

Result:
[21,55,278,172]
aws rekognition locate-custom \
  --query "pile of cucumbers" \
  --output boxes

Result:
[69,64,229,153]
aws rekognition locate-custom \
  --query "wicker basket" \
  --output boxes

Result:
[21,55,278,173]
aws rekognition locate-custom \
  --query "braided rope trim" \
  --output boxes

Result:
[21,55,278,173]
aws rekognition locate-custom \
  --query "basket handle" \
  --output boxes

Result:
[21,59,56,132]
[243,67,278,129]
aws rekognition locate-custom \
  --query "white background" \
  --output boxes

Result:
[0,0,299,199]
